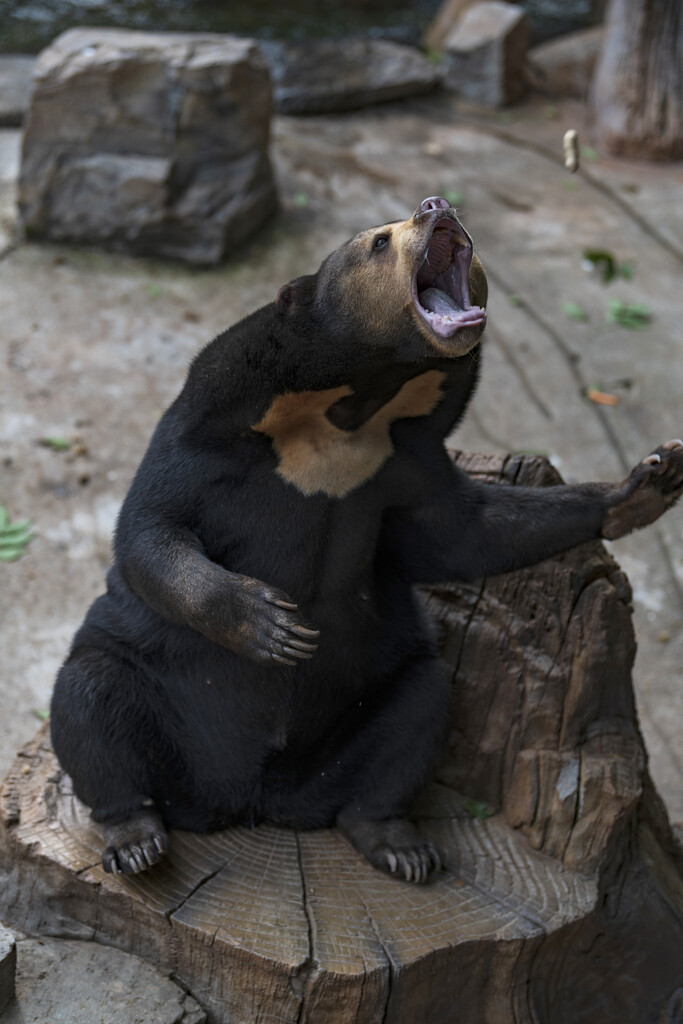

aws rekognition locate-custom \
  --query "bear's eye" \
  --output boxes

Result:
[373,235,390,251]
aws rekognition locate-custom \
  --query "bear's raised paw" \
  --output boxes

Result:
[602,439,683,540]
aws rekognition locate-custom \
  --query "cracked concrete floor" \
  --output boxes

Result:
[0,93,682,843]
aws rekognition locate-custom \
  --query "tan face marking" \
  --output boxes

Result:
[253,370,446,498]
[321,217,487,352]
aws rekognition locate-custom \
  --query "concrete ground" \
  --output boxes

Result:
[1,92,682,1017]
[2,936,205,1023]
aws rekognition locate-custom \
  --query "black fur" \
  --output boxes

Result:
[51,205,683,880]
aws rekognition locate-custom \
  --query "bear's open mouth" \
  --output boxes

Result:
[413,217,486,340]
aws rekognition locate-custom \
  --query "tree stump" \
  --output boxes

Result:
[589,0,683,160]
[1,453,682,1024]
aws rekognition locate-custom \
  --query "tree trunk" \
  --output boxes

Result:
[1,453,682,1024]
[590,0,683,159]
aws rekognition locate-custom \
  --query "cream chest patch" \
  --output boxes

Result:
[252,370,446,498]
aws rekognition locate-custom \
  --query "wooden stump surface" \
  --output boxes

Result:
[1,453,682,1024]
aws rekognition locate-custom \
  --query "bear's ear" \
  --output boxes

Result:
[276,274,316,314]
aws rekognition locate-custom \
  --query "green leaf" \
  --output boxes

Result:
[606,299,652,328]
[562,301,589,322]
[146,283,162,299]
[0,507,34,560]
[38,436,71,451]
[0,519,32,536]
[581,145,598,161]
[0,546,26,561]
[32,708,50,722]
[423,47,443,65]
[0,532,33,548]
[463,798,495,819]
[582,249,634,285]
[442,189,464,207]
[507,294,522,307]
[582,248,617,284]
[293,192,309,208]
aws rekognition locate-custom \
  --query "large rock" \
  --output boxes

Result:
[261,38,440,115]
[423,0,477,54]
[442,1,529,108]
[18,29,277,265]
[0,924,16,1015]
[528,25,605,99]
[0,56,36,127]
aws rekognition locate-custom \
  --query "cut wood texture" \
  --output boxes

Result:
[1,453,682,1024]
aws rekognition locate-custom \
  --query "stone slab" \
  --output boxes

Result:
[0,938,205,1023]
[262,38,440,115]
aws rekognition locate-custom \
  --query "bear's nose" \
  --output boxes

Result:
[419,196,451,213]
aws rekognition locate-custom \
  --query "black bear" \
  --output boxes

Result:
[51,196,683,883]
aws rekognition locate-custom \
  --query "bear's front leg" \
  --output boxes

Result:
[385,439,683,584]
[117,523,319,667]
[602,439,683,539]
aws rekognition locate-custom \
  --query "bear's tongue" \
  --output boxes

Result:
[419,286,464,316]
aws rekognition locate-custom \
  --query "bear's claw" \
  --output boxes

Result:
[338,815,443,884]
[378,841,442,883]
[102,809,168,875]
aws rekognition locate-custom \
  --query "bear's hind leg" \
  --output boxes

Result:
[51,646,170,874]
[336,656,452,884]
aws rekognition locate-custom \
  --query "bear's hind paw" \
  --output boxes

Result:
[102,809,168,875]
[376,840,442,884]
[339,815,442,884]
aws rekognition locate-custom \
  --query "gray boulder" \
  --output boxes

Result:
[19,29,277,265]
[528,26,605,99]
[0,56,36,127]
[442,1,529,108]
[261,38,440,115]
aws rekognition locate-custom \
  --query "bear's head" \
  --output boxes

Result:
[277,196,487,362]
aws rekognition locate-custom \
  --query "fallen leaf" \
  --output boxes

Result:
[38,437,71,451]
[463,798,495,819]
[562,301,589,322]
[606,299,652,328]
[0,506,34,561]
[585,387,620,407]
[442,189,465,207]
